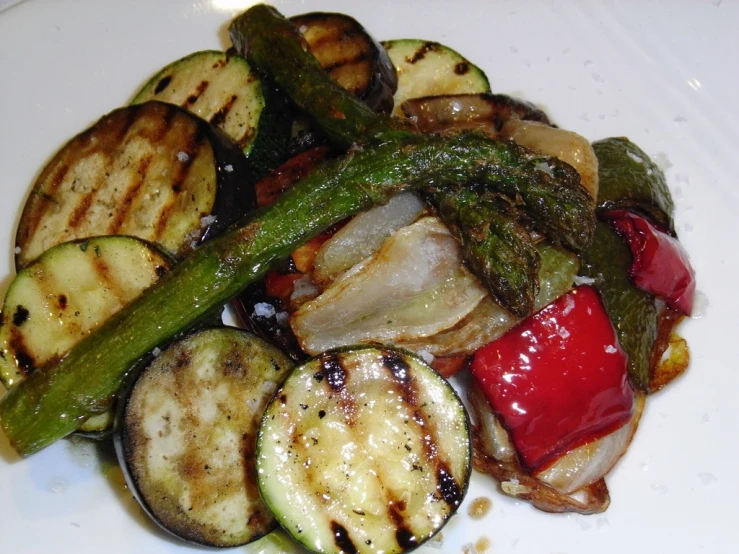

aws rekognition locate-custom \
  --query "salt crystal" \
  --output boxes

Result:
[605,345,618,354]
[224,164,233,173]
[253,302,276,318]
[177,151,190,162]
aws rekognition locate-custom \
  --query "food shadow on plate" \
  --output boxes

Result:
[93,438,183,546]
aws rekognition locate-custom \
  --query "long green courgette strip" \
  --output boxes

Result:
[0,132,589,456]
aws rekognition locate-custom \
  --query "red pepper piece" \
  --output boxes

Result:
[604,210,695,315]
[470,286,634,473]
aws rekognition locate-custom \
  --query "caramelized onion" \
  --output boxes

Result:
[312,192,426,285]
[501,119,599,200]
[291,217,486,354]
[398,244,579,356]
[401,93,551,134]
[469,379,645,513]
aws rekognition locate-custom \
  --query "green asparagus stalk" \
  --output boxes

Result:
[0,132,590,456]
[229,4,412,148]
[428,187,540,316]
[230,3,594,310]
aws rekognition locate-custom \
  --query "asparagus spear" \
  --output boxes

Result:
[230,4,595,313]
[0,132,591,456]
[229,4,411,148]
[427,187,540,316]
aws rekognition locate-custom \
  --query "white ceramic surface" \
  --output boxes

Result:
[1,1,737,553]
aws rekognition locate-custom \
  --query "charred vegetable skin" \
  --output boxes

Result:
[257,346,471,554]
[116,328,294,547]
[290,12,398,114]
[1,130,594,456]
[229,4,411,149]
[427,187,541,317]
[582,137,691,392]
[15,101,254,268]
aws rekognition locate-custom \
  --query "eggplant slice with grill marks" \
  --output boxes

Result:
[257,346,471,554]
[15,101,253,269]
[291,12,398,114]
[116,327,295,548]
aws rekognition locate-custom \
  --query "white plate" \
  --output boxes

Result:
[1,1,737,553]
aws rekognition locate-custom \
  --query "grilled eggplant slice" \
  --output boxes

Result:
[291,12,398,114]
[15,101,253,268]
[0,236,172,432]
[257,346,471,554]
[381,39,490,116]
[116,327,294,548]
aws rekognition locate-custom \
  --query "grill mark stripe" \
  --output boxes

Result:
[209,94,237,130]
[183,80,210,108]
[330,521,358,554]
[324,51,372,73]
[66,107,140,230]
[152,117,205,241]
[106,154,153,234]
[319,353,347,392]
[407,41,440,64]
[381,349,465,511]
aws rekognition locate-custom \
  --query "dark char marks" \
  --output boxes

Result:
[320,353,347,392]
[330,521,358,554]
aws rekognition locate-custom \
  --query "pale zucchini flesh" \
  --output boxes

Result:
[132,50,265,154]
[257,346,471,554]
[381,39,490,117]
[117,327,295,548]
[0,236,171,389]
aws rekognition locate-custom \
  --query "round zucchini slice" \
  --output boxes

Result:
[15,101,253,268]
[116,327,294,548]
[381,39,490,117]
[0,236,171,389]
[257,346,471,554]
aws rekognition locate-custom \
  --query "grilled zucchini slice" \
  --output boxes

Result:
[291,12,397,114]
[116,327,294,548]
[15,101,253,268]
[131,50,291,167]
[381,39,490,117]
[257,346,471,554]
[0,236,172,432]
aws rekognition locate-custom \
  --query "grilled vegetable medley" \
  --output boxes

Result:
[0,3,695,552]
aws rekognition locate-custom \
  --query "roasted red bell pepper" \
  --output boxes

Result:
[604,210,695,315]
[470,286,634,472]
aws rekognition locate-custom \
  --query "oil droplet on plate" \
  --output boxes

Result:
[467,496,492,519]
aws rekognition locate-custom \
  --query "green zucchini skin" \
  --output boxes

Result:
[14,101,254,269]
[0,131,592,457]
[257,346,471,554]
[115,327,294,548]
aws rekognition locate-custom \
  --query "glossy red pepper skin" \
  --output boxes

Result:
[470,286,634,473]
[604,210,695,315]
